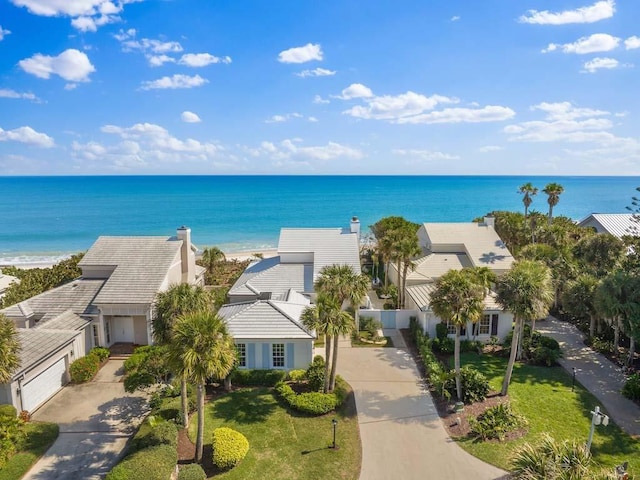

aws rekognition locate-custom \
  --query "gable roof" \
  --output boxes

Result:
[228,256,313,297]
[218,299,315,339]
[406,283,501,312]
[400,253,474,283]
[34,309,89,331]
[80,236,182,304]
[420,222,514,271]
[13,328,80,379]
[578,213,639,238]
[1,279,104,323]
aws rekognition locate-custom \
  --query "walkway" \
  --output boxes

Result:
[338,330,508,480]
[537,316,640,437]
[24,360,149,480]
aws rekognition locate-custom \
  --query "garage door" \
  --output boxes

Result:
[21,357,67,412]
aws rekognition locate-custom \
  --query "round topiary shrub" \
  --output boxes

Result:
[212,427,249,470]
[178,463,207,480]
[69,355,100,383]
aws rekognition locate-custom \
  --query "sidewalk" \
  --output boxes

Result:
[537,316,640,437]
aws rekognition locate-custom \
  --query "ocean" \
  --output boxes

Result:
[0,175,638,265]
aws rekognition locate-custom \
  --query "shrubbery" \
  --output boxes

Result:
[287,369,306,382]
[275,382,338,415]
[0,415,26,468]
[503,327,562,366]
[470,403,528,440]
[106,444,177,480]
[129,420,178,453]
[622,373,640,400]
[446,366,490,404]
[230,369,287,386]
[89,347,111,363]
[212,427,249,470]
[305,356,326,392]
[69,354,100,383]
[178,463,207,480]
[0,405,17,418]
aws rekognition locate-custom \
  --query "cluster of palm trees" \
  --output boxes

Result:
[518,182,565,225]
[152,283,236,463]
[301,265,369,393]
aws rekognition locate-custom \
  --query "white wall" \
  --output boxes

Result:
[359,309,419,329]
[280,252,313,264]
[235,339,313,370]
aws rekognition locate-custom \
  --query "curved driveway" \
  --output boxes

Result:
[338,332,508,480]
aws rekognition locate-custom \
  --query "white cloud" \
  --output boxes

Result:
[18,49,96,82]
[11,0,131,31]
[396,106,516,124]
[0,126,54,147]
[338,83,374,99]
[0,25,11,40]
[181,111,201,123]
[393,149,460,161]
[308,116,318,122]
[147,55,175,67]
[582,57,622,73]
[519,0,615,25]
[265,113,303,124]
[450,16,460,22]
[478,145,503,153]
[141,74,208,90]
[345,91,458,120]
[543,33,620,54]
[0,89,39,101]
[532,102,609,121]
[115,29,183,57]
[179,53,232,67]
[296,67,336,78]
[313,94,330,104]
[260,139,362,162]
[626,36,640,50]
[277,43,323,63]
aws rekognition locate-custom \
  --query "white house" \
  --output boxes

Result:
[578,213,638,238]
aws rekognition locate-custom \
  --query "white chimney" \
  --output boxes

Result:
[484,216,495,228]
[176,226,196,284]
[350,216,361,240]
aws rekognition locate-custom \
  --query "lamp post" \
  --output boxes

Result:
[586,406,609,452]
[331,419,338,450]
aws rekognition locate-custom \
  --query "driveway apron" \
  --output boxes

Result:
[23,360,149,480]
[339,331,508,480]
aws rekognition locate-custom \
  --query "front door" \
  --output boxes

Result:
[112,316,134,343]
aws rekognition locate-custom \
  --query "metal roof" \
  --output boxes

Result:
[578,213,639,238]
[14,328,80,378]
[80,236,182,305]
[406,283,501,311]
[218,299,315,339]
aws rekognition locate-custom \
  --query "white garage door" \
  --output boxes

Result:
[22,357,67,412]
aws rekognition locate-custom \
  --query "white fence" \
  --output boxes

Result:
[359,309,419,329]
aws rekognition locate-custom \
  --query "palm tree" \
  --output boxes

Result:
[327,307,355,392]
[518,183,538,218]
[200,246,226,278]
[429,269,485,401]
[0,314,20,384]
[595,272,627,351]
[562,275,600,338]
[301,295,337,393]
[169,311,236,463]
[496,260,554,396]
[153,283,212,427]
[397,233,421,309]
[542,183,565,225]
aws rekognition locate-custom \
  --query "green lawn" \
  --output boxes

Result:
[189,387,361,480]
[0,422,59,480]
[453,353,640,476]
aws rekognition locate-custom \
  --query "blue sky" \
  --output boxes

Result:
[1,0,639,175]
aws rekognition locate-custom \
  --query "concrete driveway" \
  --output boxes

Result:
[24,360,149,480]
[338,331,508,480]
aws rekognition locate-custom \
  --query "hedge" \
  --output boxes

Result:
[275,382,339,415]
[0,405,17,418]
[89,347,110,363]
[106,444,177,480]
[69,354,100,383]
[129,421,178,453]
[230,369,287,386]
[212,427,249,470]
[178,463,207,480]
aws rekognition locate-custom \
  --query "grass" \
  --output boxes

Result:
[0,422,59,480]
[351,332,394,348]
[189,387,361,480]
[453,353,640,476]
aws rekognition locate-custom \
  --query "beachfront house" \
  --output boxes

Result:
[0,227,204,413]
[390,217,515,341]
[578,213,638,238]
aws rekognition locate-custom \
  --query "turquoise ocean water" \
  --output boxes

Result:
[0,176,638,265]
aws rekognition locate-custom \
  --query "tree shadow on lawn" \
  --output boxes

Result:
[211,387,277,425]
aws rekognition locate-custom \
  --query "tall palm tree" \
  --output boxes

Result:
[429,269,485,401]
[496,260,554,396]
[595,272,627,351]
[327,307,355,392]
[153,283,212,427]
[542,183,564,225]
[301,295,338,393]
[562,275,600,338]
[518,183,538,219]
[0,314,20,384]
[169,311,236,463]
[397,233,421,309]
[200,246,226,278]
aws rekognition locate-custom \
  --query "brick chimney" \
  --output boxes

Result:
[176,226,196,284]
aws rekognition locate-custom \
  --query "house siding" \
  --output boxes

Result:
[235,339,312,370]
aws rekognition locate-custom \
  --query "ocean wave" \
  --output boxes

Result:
[0,254,73,267]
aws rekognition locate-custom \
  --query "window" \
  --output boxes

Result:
[446,321,456,335]
[479,315,491,335]
[236,343,246,368]
[92,324,100,347]
[272,343,285,368]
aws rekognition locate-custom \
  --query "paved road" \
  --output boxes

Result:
[338,331,508,480]
[538,316,640,437]
[24,360,149,480]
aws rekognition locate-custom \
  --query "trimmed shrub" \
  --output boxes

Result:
[435,322,448,340]
[305,357,325,392]
[152,396,182,423]
[470,403,528,440]
[178,463,207,480]
[275,381,339,415]
[503,328,561,367]
[106,444,177,480]
[230,369,287,386]
[622,373,640,401]
[446,366,490,404]
[287,369,306,382]
[69,354,100,383]
[0,415,25,468]
[89,347,110,363]
[0,405,17,418]
[212,427,249,470]
[333,376,350,406]
[129,420,178,453]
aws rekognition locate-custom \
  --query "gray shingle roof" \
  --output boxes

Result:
[394,253,474,284]
[1,279,105,322]
[80,236,182,305]
[14,328,80,378]
[578,213,639,238]
[229,257,313,297]
[218,300,315,339]
[34,309,89,331]
[406,283,501,311]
